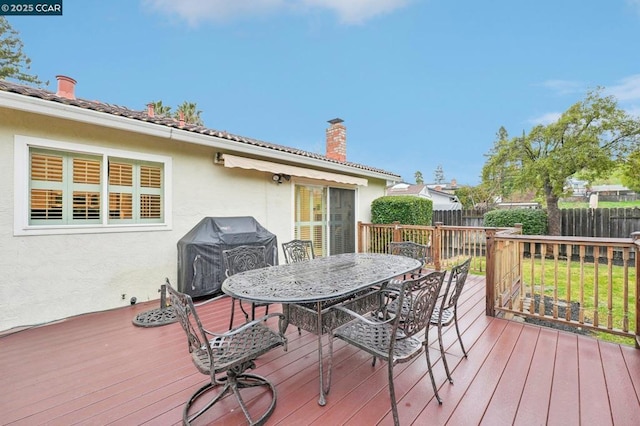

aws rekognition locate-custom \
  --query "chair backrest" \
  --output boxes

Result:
[223,245,268,277]
[389,241,429,267]
[165,279,214,375]
[392,271,446,339]
[282,239,315,263]
[441,257,472,311]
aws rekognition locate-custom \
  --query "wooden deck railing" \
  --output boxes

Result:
[357,221,504,274]
[357,221,640,347]
[487,231,640,347]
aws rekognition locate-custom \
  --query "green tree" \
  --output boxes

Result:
[149,100,172,116]
[620,150,640,192]
[175,101,203,126]
[455,184,493,209]
[414,171,424,184]
[481,126,520,201]
[482,90,640,235]
[0,17,42,85]
[434,165,445,184]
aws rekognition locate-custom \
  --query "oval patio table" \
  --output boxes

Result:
[222,252,422,406]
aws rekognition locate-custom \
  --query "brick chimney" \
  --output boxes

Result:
[326,118,346,162]
[146,103,155,118]
[55,75,76,100]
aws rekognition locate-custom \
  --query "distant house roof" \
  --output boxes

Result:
[386,183,429,196]
[0,79,400,180]
[590,184,632,193]
[386,183,461,210]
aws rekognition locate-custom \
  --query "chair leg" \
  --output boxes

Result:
[184,373,277,426]
[231,373,277,426]
[229,298,236,330]
[454,312,468,358]
[425,345,443,405]
[438,322,453,384]
[388,361,400,426]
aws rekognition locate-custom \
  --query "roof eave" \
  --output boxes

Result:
[0,90,400,182]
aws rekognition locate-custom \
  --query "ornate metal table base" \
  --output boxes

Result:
[283,289,381,405]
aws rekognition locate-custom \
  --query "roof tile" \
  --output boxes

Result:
[0,79,399,178]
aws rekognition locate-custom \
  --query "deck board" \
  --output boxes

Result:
[578,337,614,426]
[546,331,580,425]
[1,274,639,426]
[480,324,539,425]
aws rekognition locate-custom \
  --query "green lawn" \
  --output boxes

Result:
[559,200,640,209]
[521,258,636,346]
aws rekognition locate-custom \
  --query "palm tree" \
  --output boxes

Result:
[175,101,203,126]
[149,100,172,117]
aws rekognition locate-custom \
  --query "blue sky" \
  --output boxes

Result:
[7,0,640,185]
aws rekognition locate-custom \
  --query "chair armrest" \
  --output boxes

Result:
[331,305,394,326]
[203,312,286,338]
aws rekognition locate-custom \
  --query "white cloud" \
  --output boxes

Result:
[142,0,286,25]
[626,0,640,15]
[142,0,411,26]
[606,74,640,102]
[301,0,411,24]
[528,112,562,126]
[538,79,584,96]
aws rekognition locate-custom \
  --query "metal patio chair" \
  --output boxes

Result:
[329,271,447,425]
[389,241,430,278]
[166,279,287,425]
[281,239,315,263]
[431,257,472,384]
[281,239,315,335]
[223,245,270,330]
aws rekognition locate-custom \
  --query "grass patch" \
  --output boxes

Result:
[520,257,636,346]
[559,200,640,209]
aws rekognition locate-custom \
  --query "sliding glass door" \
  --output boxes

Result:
[294,185,355,256]
[328,187,355,255]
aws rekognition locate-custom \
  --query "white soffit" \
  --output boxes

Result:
[222,154,368,186]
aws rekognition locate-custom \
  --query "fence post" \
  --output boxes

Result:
[632,232,640,349]
[515,223,523,234]
[392,221,402,243]
[357,221,363,253]
[434,222,442,271]
[485,228,496,316]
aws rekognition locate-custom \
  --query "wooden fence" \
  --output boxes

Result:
[434,207,640,239]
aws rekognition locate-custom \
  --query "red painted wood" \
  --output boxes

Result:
[599,341,640,425]
[547,332,580,425]
[480,325,539,425]
[513,327,557,424]
[0,276,638,426]
[578,337,614,426]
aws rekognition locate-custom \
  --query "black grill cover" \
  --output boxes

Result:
[177,216,278,297]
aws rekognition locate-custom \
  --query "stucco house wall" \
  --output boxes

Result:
[0,79,397,332]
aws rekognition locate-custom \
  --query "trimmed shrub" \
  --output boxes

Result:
[483,209,547,235]
[371,196,433,225]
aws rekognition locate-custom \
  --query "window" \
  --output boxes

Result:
[15,136,171,235]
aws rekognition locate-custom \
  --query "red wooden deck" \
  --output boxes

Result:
[2,275,639,425]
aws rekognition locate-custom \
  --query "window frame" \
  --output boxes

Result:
[14,135,172,236]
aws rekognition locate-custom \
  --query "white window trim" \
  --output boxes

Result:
[14,135,173,236]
